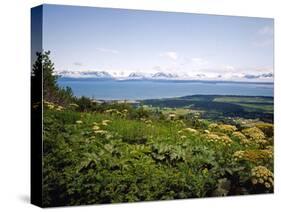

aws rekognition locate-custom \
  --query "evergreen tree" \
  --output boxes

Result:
[32,50,73,105]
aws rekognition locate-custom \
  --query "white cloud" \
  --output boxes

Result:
[160,51,178,60]
[96,48,119,54]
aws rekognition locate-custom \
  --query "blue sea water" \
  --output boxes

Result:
[58,79,274,100]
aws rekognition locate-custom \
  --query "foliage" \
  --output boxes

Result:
[42,100,274,207]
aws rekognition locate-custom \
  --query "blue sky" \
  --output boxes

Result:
[42,4,274,81]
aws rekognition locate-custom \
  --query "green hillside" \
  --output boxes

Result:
[142,95,273,123]
[42,99,274,206]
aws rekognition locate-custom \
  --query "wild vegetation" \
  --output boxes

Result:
[34,52,274,207]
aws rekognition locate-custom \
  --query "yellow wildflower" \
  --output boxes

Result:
[204,130,210,134]
[233,151,244,160]
[208,123,218,131]
[232,131,246,141]
[56,106,64,111]
[92,125,100,130]
[232,131,251,146]
[183,128,198,134]
[204,133,233,146]
[102,120,111,126]
[217,124,237,134]
[233,149,273,163]
[94,130,107,135]
[251,166,273,188]
[220,135,233,146]
[69,103,79,108]
[242,127,266,140]
[208,123,237,135]
[204,133,221,143]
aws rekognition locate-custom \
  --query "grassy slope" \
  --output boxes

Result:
[42,97,274,206]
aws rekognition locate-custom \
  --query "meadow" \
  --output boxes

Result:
[42,97,274,206]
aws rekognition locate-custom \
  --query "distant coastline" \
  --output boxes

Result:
[58,77,274,85]
[89,94,274,105]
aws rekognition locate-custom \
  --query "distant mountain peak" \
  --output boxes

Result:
[152,72,178,79]
[55,70,113,78]
[128,72,147,79]
[55,70,183,80]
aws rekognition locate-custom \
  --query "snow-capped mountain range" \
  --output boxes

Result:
[55,70,180,80]
[56,70,112,78]
[54,70,274,82]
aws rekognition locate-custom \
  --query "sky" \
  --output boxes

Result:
[42,4,274,82]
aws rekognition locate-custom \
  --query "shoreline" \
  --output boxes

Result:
[89,94,274,104]
[58,77,274,85]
